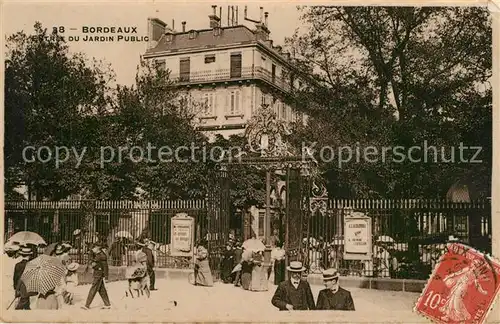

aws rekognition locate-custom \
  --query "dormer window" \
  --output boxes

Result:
[188,30,197,39]
[213,26,221,36]
[165,33,173,42]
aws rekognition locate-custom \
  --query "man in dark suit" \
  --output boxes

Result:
[271,261,315,311]
[316,268,355,310]
[82,244,111,310]
[14,246,34,310]
[142,239,156,290]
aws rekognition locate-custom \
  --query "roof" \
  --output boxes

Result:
[145,25,258,55]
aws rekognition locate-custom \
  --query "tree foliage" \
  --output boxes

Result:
[286,6,492,198]
[4,23,268,207]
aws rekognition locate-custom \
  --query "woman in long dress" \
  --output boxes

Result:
[240,248,253,290]
[250,251,268,291]
[272,242,286,285]
[195,240,213,287]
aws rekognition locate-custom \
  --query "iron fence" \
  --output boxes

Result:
[303,199,491,280]
[4,200,208,269]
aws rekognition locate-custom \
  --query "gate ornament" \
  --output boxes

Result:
[245,104,295,158]
[309,168,329,216]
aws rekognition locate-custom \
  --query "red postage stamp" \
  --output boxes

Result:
[414,243,500,324]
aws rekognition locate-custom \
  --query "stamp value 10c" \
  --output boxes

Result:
[414,243,500,324]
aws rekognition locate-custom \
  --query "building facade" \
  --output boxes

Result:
[143,6,306,140]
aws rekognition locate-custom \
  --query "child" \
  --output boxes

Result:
[57,262,79,306]
[63,262,79,304]
[125,251,150,298]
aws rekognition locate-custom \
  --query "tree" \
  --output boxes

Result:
[5,22,114,200]
[286,6,492,198]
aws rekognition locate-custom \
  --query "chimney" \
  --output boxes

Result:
[209,5,221,28]
[227,6,230,26]
[182,21,186,32]
[219,6,222,26]
[147,17,167,49]
[231,6,235,26]
[235,7,238,25]
[260,7,263,22]
[264,12,268,27]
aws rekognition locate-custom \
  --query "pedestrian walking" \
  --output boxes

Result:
[220,243,234,283]
[316,268,355,310]
[272,242,286,285]
[57,262,79,306]
[145,240,157,290]
[137,239,156,291]
[81,244,111,310]
[271,261,315,311]
[14,245,35,310]
[232,241,243,286]
[194,240,213,287]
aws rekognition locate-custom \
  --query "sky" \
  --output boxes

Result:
[3,2,302,86]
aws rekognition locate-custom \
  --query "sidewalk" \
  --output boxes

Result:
[3,278,428,323]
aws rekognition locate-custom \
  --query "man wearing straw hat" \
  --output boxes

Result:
[271,261,315,311]
[13,245,35,310]
[316,268,355,310]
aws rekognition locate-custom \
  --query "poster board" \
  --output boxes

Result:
[343,211,372,260]
[170,213,195,257]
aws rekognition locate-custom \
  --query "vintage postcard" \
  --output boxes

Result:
[1,1,499,322]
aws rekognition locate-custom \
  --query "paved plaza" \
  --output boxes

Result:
[3,278,430,322]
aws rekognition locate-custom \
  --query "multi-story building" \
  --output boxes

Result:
[143,5,306,140]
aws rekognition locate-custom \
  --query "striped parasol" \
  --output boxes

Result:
[21,255,66,295]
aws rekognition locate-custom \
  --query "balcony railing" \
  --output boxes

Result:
[170,67,292,93]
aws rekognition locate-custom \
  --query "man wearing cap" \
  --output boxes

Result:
[82,244,111,310]
[316,268,355,310]
[14,245,34,310]
[271,261,315,311]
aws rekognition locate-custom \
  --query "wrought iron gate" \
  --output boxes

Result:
[206,168,231,279]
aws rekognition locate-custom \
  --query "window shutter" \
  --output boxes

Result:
[230,54,242,78]
[236,91,240,113]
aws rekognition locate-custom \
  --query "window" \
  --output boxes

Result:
[165,33,173,42]
[213,27,221,36]
[282,104,287,120]
[275,102,281,117]
[290,74,295,88]
[261,93,267,105]
[272,64,276,83]
[230,53,242,78]
[179,58,190,82]
[204,54,216,64]
[203,92,216,116]
[227,90,241,115]
[189,30,197,39]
